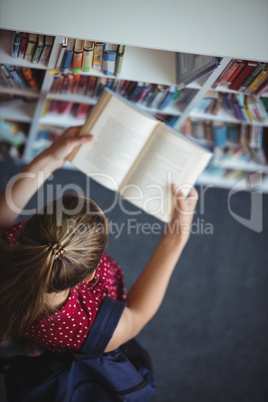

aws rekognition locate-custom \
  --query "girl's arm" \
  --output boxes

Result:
[0,127,93,232]
[105,187,198,352]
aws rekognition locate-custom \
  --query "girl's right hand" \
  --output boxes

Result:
[166,186,199,245]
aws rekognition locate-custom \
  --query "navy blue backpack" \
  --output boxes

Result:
[0,296,156,401]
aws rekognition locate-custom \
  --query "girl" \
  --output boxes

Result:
[0,126,198,355]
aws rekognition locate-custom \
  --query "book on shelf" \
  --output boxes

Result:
[24,33,37,61]
[103,43,118,76]
[82,41,94,71]
[11,32,22,58]
[239,62,265,92]
[56,38,67,70]
[39,35,53,65]
[73,39,84,72]
[93,42,105,71]
[115,45,125,77]
[256,80,268,96]
[60,38,75,73]
[246,65,268,94]
[18,33,28,58]
[225,61,246,88]
[32,35,44,64]
[176,53,221,89]
[229,61,258,91]
[66,89,212,222]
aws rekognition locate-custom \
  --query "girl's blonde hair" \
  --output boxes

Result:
[0,194,109,341]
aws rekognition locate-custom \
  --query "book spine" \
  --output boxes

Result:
[21,68,38,91]
[114,45,125,77]
[102,50,117,76]
[229,61,258,91]
[60,48,74,73]
[256,80,268,96]
[93,43,104,71]
[239,63,265,92]
[72,74,81,93]
[158,86,177,110]
[32,43,44,64]
[77,75,88,95]
[73,42,83,72]
[39,38,52,65]
[24,35,37,61]
[56,43,67,70]
[18,33,28,58]
[11,32,22,58]
[225,62,246,88]
[245,66,267,94]
[212,60,235,88]
[82,47,94,71]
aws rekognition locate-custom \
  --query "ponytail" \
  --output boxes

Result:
[0,194,109,341]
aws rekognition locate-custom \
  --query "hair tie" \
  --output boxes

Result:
[49,242,65,260]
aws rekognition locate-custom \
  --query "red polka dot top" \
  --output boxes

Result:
[2,221,127,352]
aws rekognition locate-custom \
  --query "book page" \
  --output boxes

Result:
[71,94,158,191]
[120,124,211,222]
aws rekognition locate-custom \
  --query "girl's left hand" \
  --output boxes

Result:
[40,126,94,170]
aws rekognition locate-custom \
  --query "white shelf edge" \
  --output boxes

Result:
[0,85,40,98]
[0,101,36,122]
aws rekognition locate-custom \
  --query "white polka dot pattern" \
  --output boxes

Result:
[3,221,127,352]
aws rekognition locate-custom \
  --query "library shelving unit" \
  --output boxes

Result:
[0,0,268,192]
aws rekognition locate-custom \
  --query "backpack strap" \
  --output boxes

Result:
[79,296,126,359]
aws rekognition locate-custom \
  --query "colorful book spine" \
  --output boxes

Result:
[212,59,237,87]
[82,41,94,71]
[56,38,67,70]
[24,33,37,61]
[256,80,268,96]
[21,67,38,91]
[239,62,265,92]
[114,45,125,77]
[60,38,75,73]
[103,44,118,76]
[158,85,177,110]
[39,36,53,65]
[226,61,246,88]
[212,122,228,147]
[72,74,81,93]
[229,61,258,91]
[18,33,28,58]
[245,65,268,94]
[11,32,22,58]
[73,40,84,72]
[93,42,104,71]
[32,35,44,63]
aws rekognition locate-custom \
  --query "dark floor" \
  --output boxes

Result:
[1,160,268,402]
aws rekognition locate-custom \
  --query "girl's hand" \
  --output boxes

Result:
[38,126,94,171]
[166,186,199,245]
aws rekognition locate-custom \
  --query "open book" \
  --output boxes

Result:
[67,89,212,222]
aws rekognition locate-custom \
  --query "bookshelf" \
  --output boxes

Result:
[0,0,268,192]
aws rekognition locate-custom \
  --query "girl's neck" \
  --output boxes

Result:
[45,288,70,312]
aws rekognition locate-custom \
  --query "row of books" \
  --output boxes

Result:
[187,119,268,165]
[56,38,125,76]
[0,64,40,92]
[212,59,268,96]
[11,32,53,65]
[193,91,268,123]
[43,100,93,120]
[49,72,192,111]
[0,119,28,160]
